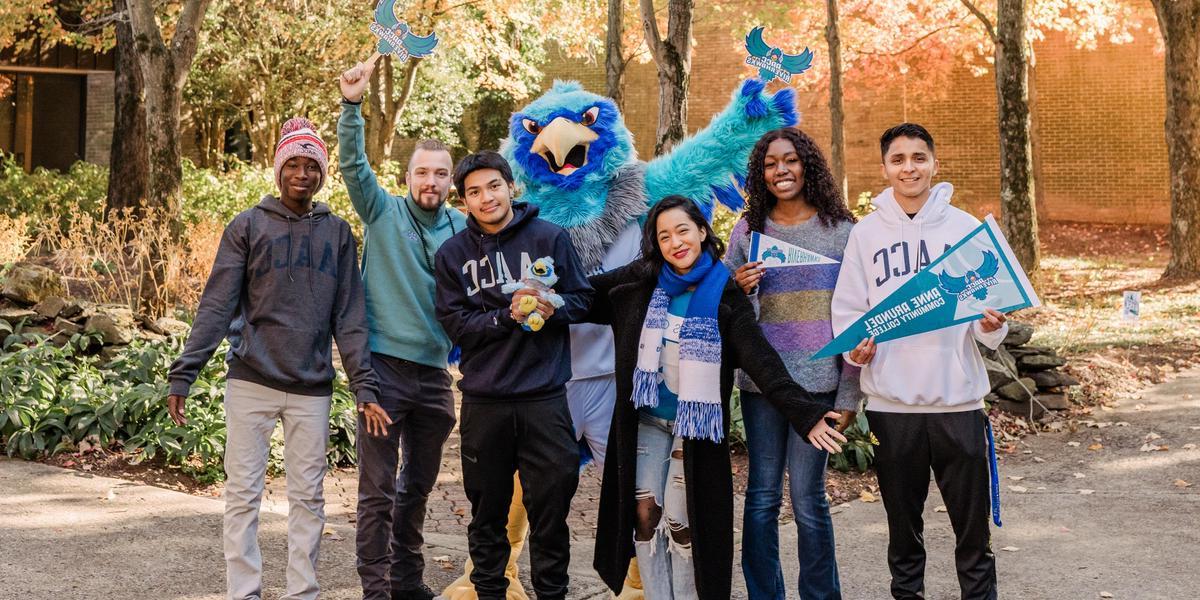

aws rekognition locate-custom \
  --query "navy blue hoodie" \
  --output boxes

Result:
[434,203,593,402]
[168,195,379,405]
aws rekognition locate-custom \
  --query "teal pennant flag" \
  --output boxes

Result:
[812,215,1040,360]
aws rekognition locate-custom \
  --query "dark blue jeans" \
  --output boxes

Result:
[741,390,842,600]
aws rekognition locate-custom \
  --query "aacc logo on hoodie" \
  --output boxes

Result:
[871,240,951,288]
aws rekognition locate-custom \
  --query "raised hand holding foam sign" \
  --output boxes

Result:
[366,0,438,66]
[749,231,839,267]
[812,214,1040,359]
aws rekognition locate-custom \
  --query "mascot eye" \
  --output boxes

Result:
[581,107,599,126]
[522,119,542,135]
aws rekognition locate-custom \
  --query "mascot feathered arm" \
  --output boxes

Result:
[643,79,798,216]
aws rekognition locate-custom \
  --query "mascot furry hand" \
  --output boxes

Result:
[500,78,798,275]
[501,256,564,332]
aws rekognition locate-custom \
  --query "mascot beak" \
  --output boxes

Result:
[530,117,598,176]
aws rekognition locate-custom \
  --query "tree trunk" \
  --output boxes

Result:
[640,0,693,156]
[825,0,847,202]
[126,0,212,315]
[993,0,1039,277]
[1152,0,1200,278]
[605,0,626,108]
[365,57,420,166]
[105,0,149,219]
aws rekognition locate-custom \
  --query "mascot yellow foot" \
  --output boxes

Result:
[612,559,644,600]
[442,474,530,600]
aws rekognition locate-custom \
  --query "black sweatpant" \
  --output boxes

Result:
[355,355,457,598]
[460,394,580,600]
[867,409,997,600]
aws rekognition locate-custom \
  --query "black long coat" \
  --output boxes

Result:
[587,264,831,599]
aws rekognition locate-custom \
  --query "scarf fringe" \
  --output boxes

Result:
[674,400,724,443]
[631,368,661,409]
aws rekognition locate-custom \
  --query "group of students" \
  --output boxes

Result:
[164,62,1009,600]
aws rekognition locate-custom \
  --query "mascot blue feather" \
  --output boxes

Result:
[501,78,797,272]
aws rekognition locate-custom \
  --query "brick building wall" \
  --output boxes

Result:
[539,13,1168,224]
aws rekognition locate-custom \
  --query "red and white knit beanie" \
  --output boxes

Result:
[274,117,329,194]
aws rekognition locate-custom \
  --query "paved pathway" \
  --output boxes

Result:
[2,369,1197,599]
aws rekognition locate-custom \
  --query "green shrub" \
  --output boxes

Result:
[0,155,409,241]
[0,323,360,483]
[828,411,878,473]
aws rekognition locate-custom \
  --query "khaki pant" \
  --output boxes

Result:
[222,378,331,600]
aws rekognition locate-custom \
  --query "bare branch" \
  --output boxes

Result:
[960,0,998,44]
[851,20,968,57]
[639,0,665,62]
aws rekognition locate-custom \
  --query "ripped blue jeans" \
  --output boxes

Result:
[634,413,698,600]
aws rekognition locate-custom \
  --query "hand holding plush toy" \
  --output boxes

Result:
[502,257,565,332]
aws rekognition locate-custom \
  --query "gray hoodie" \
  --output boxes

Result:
[168,195,379,404]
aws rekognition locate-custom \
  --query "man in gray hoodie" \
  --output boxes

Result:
[166,117,388,600]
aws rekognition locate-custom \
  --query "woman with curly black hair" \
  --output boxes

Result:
[724,127,860,600]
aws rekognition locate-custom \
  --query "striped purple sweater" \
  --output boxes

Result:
[724,216,862,411]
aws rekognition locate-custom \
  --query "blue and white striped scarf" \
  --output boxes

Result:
[632,252,730,442]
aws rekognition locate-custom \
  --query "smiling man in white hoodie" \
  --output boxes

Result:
[831,123,1008,600]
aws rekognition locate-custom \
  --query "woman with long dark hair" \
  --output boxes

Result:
[726,127,860,600]
[586,195,846,599]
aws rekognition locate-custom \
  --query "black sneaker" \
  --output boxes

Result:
[392,583,437,600]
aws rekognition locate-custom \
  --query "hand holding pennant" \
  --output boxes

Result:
[813,215,1040,360]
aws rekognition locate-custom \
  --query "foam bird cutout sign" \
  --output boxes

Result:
[745,26,814,84]
[368,0,438,64]
[812,215,1040,359]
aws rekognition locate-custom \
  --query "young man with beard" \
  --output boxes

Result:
[339,60,468,600]
[434,151,593,600]
[167,117,384,600]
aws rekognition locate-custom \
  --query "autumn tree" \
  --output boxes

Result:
[961,0,1038,276]
[126,0,211,220]
[825,0,846,198]
[1150,0,1200,278]
[356,0,602,163]
[740,0,1144,277]
[106,0,148,217]
[640,0,693,155]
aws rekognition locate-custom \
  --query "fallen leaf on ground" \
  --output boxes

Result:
[1078,489,1096,495]
[1145,431,1162,441]
[859,490,879,503]
[1000,546,1020,552]
[1074,473,1086,479]
[1033,456,1046,463]
[1174,479,1192,488]
[1182,443,1197,450]
[1088,443,1104,451]
[935,505,947,513]
[1008,475,1025,481]
[1099,592,1114,599]
[1067,441,1081,447]
[432,555,451,562]
[1008,486,1028,493]
[322,528,343,541]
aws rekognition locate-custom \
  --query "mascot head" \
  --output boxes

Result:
[501,81,635,195]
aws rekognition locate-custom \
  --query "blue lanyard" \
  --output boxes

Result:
[985,417,1002,527]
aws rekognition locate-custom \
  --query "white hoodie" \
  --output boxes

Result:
[831,182,1008,413]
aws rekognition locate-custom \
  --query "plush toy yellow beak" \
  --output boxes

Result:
[530,117,597,177]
